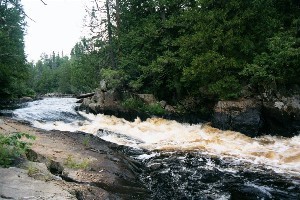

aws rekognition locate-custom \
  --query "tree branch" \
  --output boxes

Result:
[40,0,47,5]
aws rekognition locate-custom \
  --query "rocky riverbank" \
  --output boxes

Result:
[77,84,300,138]
[0,117,149,199]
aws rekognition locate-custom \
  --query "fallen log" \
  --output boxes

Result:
[76,92,95,99]
[76,99,84,103]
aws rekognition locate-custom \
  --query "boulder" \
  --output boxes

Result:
[88,103,99,113]
[212,99,263,137]
[92,88,105,105]
[137,94,157,104]
[262,95,300,136]
[100,80,107,92]
[80,89,120,114]
[159,100,167,108]
[19,96,33,103]
[165,105,176,113]
[104,89,119,107]
[82,97,92,107]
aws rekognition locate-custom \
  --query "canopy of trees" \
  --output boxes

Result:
[2,0,299,110]
[39,0,298,101]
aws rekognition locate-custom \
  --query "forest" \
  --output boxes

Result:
[1,0,299,113]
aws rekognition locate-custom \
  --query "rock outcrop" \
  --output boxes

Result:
[212,99,263,137]
[0,117,150,199]
[0,167,75,200]
[77,81,183,122]
[19,96,33,103]
[262,95,300,136]
[79,88,121,115]
[212,94,300,137]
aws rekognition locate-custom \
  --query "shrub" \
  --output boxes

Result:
[121,96,166,115]
[121,96,144,110]
[0,132,36,167]
[144,103,166,115]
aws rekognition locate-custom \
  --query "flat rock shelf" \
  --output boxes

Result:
[0,117,149,200]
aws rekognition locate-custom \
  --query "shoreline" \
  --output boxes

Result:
[0,116,149,199]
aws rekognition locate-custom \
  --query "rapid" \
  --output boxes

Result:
[10,98,300,199]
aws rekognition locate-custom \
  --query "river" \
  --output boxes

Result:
[8,98,300,199]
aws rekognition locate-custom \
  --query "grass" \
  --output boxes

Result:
[27,164,40,177]
[82,136,90,147]
[64,155,90,170]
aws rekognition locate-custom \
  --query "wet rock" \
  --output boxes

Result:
[229,184,272,200]
[88,103,99,113]
[76,99,83,103]
[92,88,104,104]
[212,99,263,137]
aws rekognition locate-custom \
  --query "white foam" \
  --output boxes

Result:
[15,99,300,177]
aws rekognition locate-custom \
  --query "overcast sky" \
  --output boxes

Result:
[22,0,87,62]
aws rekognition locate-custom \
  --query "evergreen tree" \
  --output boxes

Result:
[0,0,29,98]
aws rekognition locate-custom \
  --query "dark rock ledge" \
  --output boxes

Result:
[212,94,300,137]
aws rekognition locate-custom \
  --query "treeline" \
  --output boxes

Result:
[63,0,299,104]
[28,47,100,94]
[1,0,299,110]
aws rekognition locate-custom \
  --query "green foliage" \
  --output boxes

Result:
[208,76,241,100]
[0,132,36,167]
[0,1,30,98]
[121,97,144,110]
[241,31,300,87]
[28,0,300,115]
[30,40,103,94]
[82,137,90,147]
[64,155,90,170]
[100,68,125,90]
[121,96,166,115]
[145,103,166,115]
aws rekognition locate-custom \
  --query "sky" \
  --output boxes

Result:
[22,0,87,62]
